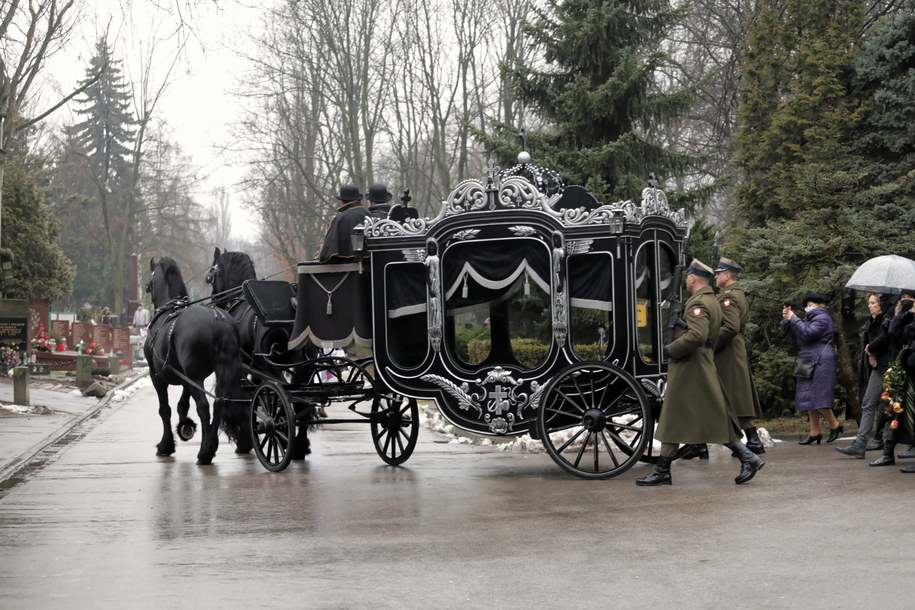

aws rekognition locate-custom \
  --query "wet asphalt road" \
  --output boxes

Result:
[1,381,913,609]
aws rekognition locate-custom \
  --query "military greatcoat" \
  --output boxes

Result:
[655,284,741,444]
[714,283,762,418]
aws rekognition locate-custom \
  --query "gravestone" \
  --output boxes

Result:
[0,299,29,351]
[112,326,132,368]
[51,319,71,346]
[92,324,111,353]
[72,322,91,346]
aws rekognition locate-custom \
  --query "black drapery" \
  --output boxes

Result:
[288,263,371,349]
[569,254,614,311]
[442,240,551,307]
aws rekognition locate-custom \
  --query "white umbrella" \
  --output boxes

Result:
[845,254,915,294]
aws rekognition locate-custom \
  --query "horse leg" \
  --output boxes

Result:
[153,378,176,457]
[290,425,311,460]
[175,386,198,441]
[192,388,219,465]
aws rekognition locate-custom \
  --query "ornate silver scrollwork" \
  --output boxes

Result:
[499,177,544,210]
[566,239,593,255]
[364,217,429,237]
[453,229,481,241]
[425,239,442,352]
[402,248,426,262]
[508,225,536,237]
[420,374,484,416]
[552,238,568,345]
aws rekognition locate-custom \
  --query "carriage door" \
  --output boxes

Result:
[633,234,676,371]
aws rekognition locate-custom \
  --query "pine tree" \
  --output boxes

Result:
[63,38,137,312]
[487,0,698,204]
[1,160,75,302]
[734,0,865,225]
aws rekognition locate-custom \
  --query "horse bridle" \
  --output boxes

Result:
[205,264,218,286]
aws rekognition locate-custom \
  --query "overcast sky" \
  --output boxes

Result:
[44,0,262,242]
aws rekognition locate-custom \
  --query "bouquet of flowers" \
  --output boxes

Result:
[0,346,20,371]
[31,325,52,352]
[76,340,104,356]
[882,360,912,433]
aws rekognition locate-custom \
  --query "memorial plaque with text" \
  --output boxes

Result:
[0,317,28,350]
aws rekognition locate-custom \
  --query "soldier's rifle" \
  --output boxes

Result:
[666,233,690,345]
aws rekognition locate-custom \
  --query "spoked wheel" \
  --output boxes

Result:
[250,381,296,472]
[538,361,651,479]
[371,395,419,466]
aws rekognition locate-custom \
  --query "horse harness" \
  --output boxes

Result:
[147,298,232,392]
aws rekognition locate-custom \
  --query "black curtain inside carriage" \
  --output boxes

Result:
[442,240,551,308]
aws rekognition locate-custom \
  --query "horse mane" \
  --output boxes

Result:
[156,257,189,300]
[215,250,257,291]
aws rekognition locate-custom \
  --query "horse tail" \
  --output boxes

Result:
[213,313,247,442]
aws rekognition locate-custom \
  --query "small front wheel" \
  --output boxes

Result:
[250,381,296,472]
[371,395,419,466]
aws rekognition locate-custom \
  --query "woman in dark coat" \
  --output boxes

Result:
[781,293,841,444]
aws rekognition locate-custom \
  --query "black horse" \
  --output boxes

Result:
[207,247,313,458]
[207,247,258,357]
[145,257,249,464]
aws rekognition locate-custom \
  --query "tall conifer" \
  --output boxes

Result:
[489,0,698,204]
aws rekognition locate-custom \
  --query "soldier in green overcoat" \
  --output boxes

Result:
[714,258,764,453]
[636,259,765,487]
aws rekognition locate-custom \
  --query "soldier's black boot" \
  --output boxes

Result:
[727,442,765,484]
[636,456,672,486]
[869,439,896,467]
[680,444,708,460]
[745,427,765,454]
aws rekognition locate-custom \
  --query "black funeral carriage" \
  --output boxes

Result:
[241,159,689,479]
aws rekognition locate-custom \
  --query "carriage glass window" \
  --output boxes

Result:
[569,253,613,359]
[634,240,676,364]
[657,244,675,349]
[443,239,551,370]
[385,262,428,369]
[634,243,656,363]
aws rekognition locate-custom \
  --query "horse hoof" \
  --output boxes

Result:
[234,447,252,455]
[196,457,214,466]
[156,444,175,457]
[176,422,197,442]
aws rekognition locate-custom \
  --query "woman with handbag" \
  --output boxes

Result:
[781,293,841,444]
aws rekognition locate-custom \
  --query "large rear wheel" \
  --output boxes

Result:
[250,381,296,472]
[538,361,651,479]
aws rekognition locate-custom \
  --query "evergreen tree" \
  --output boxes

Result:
[63,38,137,312]
[0,161,75,302]
[851,0,915,207]
[734,0,865,225]
[486,0,699,205]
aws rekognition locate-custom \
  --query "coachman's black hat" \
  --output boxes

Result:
[336,184,363,202]
[367,183,392,203]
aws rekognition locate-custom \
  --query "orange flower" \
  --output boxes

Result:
[890,420,900,429]
[893,403,903,413]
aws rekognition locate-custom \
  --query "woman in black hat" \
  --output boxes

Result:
[781,293,841,444]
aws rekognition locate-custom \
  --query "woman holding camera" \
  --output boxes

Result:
[781,293,841,444]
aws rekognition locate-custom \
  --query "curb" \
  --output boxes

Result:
[0,369,150,488]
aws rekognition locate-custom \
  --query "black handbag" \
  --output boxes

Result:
[793,341,831,379]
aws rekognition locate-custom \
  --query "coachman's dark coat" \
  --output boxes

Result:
[318,201,369,263]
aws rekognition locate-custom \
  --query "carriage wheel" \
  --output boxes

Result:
[250,381,296,472]
[538,361,651,480]
[371,395,419,466]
